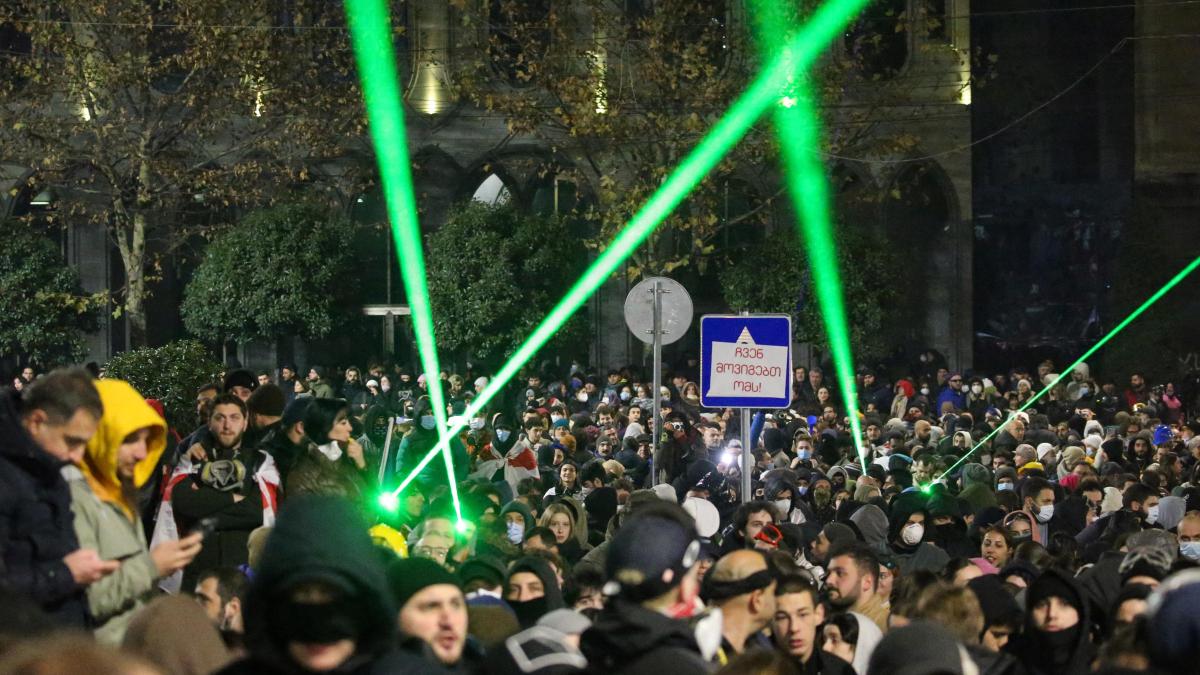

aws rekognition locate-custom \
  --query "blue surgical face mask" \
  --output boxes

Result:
[496,429,512,443]
[997,482,1014,492]
[798,485,809,496]
[620,391,632,401]
[797,449,812,460]
[1180,542,1200,562]
[420,415,436,430]
[469,418,485,430]
[507,521,524,545]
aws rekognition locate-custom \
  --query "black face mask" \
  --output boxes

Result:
[931,522,961,542]
[270,596,361,645]
[508,596,550,628]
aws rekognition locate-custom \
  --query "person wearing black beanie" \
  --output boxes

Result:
[1005,569,1096,675]
[223,369,258,402]
[387,556,470,669]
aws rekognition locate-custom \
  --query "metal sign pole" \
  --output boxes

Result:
[650,279,663,486]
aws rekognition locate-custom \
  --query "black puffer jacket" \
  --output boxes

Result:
[580,598,711,675]
[0,388,88,626]
[217,496,434,674]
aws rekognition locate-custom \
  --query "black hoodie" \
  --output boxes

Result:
[580,598,711,675]
[1005,568,1096,675]
[506,556,565,628]
[0,388,88,627]
[217,496,432,675]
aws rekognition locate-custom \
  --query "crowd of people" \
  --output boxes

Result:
[3,354,1200,675]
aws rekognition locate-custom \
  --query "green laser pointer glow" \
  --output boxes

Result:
[752,0,870,474]
[935,254,1200,483]
[345,0,461,520]
[377,492,400,514]
[390,0,871,497]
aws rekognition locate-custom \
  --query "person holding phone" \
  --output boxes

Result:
[67,379,203,644]
[1,368,118,628]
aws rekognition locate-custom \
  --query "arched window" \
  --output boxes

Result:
[471,173,512,206]
[843,0,908,80]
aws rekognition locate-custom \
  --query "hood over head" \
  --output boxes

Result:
[506,555,565,627]
[83,379,166,518]
[501,500,535,531]
[243,496,396,667]
[849,504,889,553]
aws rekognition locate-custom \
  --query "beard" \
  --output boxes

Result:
[827,589,855,609]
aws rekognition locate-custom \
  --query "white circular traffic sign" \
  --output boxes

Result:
[623,276,693,345]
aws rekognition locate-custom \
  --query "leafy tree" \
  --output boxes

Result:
[721,226,901,361]
[451,0,963,278]
[425,202,589,367]
[0,220,102,367]
[181,203,359,345]
[104,339,220,429]
[0,1,366,346]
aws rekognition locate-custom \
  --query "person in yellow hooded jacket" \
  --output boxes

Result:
[67,379,204,644]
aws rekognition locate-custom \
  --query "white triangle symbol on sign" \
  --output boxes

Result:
[736,327,755,345]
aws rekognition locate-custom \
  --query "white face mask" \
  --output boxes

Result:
[771,499,792,517]
[1146,505,1160,525]
[901,522,924,546]
[1036,504,1055,523]
[496,429,512,443]
[469,418,485,430]
[997,482,1014,492]
[551,414,564,423]
[577,391,589,402]
[420,415,436,430]
[920,387,931,396]
[620,391,631,401]
[1078,386,1090,397]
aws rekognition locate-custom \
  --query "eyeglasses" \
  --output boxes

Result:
[950,378,962,383]
[414,545,449,559]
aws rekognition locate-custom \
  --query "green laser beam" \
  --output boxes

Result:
[345,0,462,522]
[752,0,869,474]
[935,254,1200,483]
[390,0,872,497]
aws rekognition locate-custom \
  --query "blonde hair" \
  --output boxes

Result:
[539,502,576,537]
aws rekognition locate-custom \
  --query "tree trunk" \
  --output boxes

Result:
[116,209,149,348]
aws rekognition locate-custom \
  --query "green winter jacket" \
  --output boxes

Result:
[68,469,160,645]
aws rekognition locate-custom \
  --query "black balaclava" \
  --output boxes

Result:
[506,556,565,628]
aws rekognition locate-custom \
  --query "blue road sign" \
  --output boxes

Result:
[700,314,793,409]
